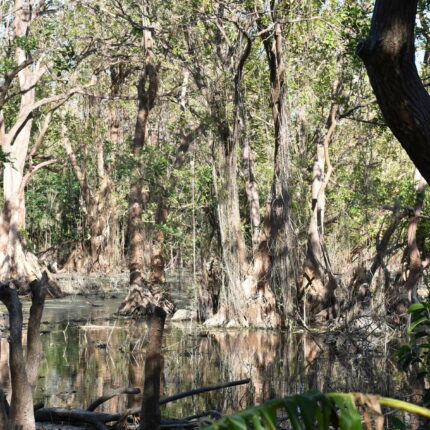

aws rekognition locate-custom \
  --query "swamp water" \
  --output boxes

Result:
[0,291,417,422]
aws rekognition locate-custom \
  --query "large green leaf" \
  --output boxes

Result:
[203,391,430,430]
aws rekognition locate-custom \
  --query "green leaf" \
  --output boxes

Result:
[295,394,317,429]
[408,316,429,333]
[408,303,426,313]
[226,417,247,430]
[250,415,264,430]
[260,406,277,430]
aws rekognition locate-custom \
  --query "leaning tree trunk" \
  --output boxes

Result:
[119,22,174,317]
[357,0,430,185]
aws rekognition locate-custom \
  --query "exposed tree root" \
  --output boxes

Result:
[118,277,175,317]
[204,275,281,328]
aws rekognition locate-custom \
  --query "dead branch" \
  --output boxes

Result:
[87,387,140,412]
[158,378,251,405]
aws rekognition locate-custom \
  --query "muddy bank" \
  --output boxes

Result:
[51,272,129,295]
[50,270,194,299]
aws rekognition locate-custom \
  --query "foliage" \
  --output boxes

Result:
[203,391,430,430]
[398,302,430,405]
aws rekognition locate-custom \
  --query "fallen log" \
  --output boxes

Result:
[35,378,250,429]
[35,408,120,429]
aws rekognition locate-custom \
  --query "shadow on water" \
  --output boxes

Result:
[0,293,417,420]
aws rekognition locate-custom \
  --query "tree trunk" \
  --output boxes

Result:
[0,0,38,281]
[204,27,250,326]
[259,15,294,319]
[243,141,261,254]
[208,131,248,326]
[346,204,409,318]
[299,85,341,320]
[150,199,167,284]
[140,307,165,430]
[404,170,428,300]
[119,20,174,317]
[357,0,430,184]
[2,288,35,430]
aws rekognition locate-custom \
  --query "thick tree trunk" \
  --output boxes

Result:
[259,17,294,319]
[0,284,35,430]
[357,0,430,184]
[208,137,248,326]
[62,108,120,273]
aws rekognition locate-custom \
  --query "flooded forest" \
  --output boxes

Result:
[2,0,430,429]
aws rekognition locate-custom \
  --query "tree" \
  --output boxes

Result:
[357,0,430,184]
[0,0,93,281]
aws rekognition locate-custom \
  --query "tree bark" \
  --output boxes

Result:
[258,8,293,319]
[299,82,341,320]
[0,0,37,281]
[128,32,157,282]
[26,272,48,392]
[204,18,251,326]
[0,284,35,430]
[119,17,174,317]
[243,139,261,254]
[62,76,125,273]
[404,170,427,300]
[140,307,165,430]
[357,0,430,184]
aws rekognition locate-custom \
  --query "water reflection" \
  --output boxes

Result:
[0,297,412,420]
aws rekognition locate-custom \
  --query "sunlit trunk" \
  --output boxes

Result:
[300,90,340,320]
[258,17,294,319]
[0,1,38,281]
[211,136,248,325]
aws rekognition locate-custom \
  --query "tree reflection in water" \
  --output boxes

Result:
[0,297,416,420]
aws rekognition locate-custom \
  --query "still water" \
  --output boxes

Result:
[0,294,415,421]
